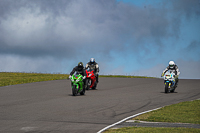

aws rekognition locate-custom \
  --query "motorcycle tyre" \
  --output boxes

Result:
[86,79,90,90]
[92,81,97,90]
[72,85,77,96]
[170,86,176,93]
[80,87,85,95]
[165,82,169,93]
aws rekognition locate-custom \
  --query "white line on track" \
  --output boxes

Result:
[97,107,161,133]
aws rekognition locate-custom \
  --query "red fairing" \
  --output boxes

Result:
[86,69,96,88]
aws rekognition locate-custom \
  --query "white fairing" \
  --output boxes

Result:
[164,70,175,81]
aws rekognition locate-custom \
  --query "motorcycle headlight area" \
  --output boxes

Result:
[165,75,172,79]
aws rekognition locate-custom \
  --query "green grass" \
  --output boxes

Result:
[104,100,200,133]
[104,127,200,133]
[100,75,154,78]
[0,72,153,87]
[132,100,200,124]
[0,72,69,87]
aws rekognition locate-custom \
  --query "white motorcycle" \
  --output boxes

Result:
[163,70,177,93]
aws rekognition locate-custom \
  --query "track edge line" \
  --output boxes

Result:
[97,107,162,133]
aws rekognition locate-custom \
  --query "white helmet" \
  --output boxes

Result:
[169,61,175,68]
[90,58,95,64]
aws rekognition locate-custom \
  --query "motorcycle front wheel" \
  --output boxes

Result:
[72,85,77,96]
[86,79,90,90]
[165,82,169,93]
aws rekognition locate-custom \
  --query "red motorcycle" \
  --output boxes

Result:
[85,68,97,90]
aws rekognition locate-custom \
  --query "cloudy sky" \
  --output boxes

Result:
[0,0,200,79]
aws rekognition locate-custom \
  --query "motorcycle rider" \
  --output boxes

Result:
[86,58,99,83]
[69,62,86,90]
[161,61,180,87]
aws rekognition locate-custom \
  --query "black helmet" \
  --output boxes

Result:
[78,62,83,70]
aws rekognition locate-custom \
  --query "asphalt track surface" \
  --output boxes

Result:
[0,78,200,133]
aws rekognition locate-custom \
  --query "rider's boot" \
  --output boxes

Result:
[96,74,99,83]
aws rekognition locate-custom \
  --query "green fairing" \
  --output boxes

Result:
[70,72,84,95]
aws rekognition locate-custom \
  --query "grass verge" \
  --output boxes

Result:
[100,75,154,78]
[104,100,200,133]
[0,72,69,87]
[132,100,200,124]
[0,72,153,87]
[104,127,200,133]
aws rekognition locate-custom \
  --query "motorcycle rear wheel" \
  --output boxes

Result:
[80,89,85,95]
[92,81,97,90]
[86,79,90,90]
[170,86,176,92]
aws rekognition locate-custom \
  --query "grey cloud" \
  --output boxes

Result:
[0,0,72,18]
[180,41,200,60]
[135,59,200,79]
[176,59,200,79]
[0,41,73,58]
[0,0,199,76]
[0,0,173,60]
[167,0,200,39]
[187,41,200,51]
[0,55,64,73]
[171,0,200,18]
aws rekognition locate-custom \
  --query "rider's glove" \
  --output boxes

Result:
[83,76,86,79]
[161,73,164,77]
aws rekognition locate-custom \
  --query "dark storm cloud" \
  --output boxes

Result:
[0,41,72,58]
[166,0,200,39]
[171,0,200,18]
[0,0,72,17]
[0,0,173,59]
[0,0,199,61]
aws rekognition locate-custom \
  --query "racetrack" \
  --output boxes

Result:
[0,78,200,133]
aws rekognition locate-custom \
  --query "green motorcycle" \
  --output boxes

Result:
[70,71,85,96]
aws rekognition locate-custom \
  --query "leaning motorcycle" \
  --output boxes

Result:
[85,68,97,90]
[70,71,85,96]
[162,70,177,93]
